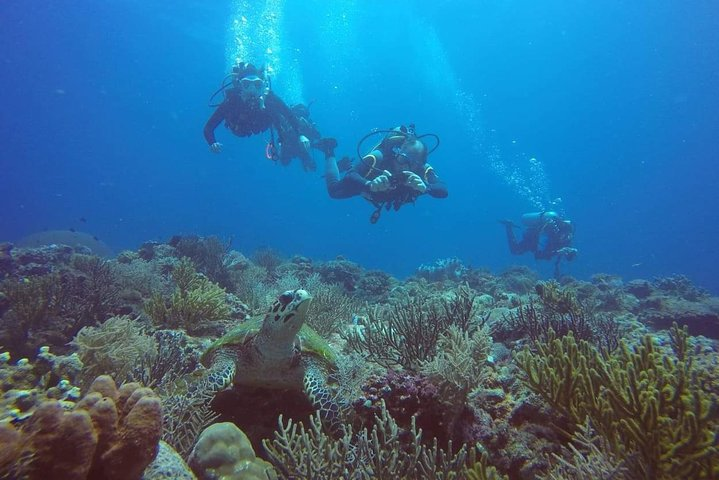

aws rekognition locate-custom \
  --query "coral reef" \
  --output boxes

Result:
[0,250,122,357]
[188,422,277,480]
[515,324,719,479]
[72,315,158,385]
[145,257,231,335]
[263,402,506,480]
[142,440,197,480]
[170,235,235,290]
[0,374,163,480]
[3,235,719,479]
[416,257,469,283]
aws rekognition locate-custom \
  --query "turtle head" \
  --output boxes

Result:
[260,289,313,344]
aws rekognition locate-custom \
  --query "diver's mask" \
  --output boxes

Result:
[240,75,265,93]
[394,142,425,168]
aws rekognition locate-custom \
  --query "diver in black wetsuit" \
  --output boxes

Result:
[314,125,448,223]
[203,62,310,160]
[500,211,578,277]
[276,103,322,172]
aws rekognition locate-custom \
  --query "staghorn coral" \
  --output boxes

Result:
[145,258,231,335]
[0,375,162,480]
[515,323,719,479]
[72,315,158,386]
[263,401,502,479]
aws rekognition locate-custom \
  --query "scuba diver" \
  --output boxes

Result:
[500,211,578,277]
[203,62,311,162]
[276,103,322,172]
[314,124,447,223]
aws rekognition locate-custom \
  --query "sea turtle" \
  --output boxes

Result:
[198,289,341,428]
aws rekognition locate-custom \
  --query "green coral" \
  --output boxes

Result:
[145,258,230,334]
[515,323,718,479]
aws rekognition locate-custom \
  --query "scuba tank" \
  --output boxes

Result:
[521,211,559,227]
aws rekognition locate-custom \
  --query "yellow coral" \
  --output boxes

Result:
[516,328,718,479]
[145,258,230,334]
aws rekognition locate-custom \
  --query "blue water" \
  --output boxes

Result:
[1,1,718,292]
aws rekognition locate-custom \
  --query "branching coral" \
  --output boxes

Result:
[0,274,61,350]
[262,402,505,479]
[504,281,622,353]
[145,258,230,335]
[345,287,485,371]
[420,324,492,398]
[345,297,452,371]
[0,256,121,356]
[172,235,235,290]
[515,323,718,479]
[305,280,360,338]
[540,419,629,480]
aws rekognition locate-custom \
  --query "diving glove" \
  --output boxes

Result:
[403,171,427,193]
[368,171,392,192]
[312,137,337,157]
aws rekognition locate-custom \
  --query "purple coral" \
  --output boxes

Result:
[354,371,446,442]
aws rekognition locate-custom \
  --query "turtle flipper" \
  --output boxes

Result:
[303,363,342,434]
[203,355,237,392]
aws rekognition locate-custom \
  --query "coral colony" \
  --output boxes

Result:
[0,237,717,479]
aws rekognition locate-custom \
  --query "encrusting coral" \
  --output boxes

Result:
[515,323,718,479]
[0,374,163,480]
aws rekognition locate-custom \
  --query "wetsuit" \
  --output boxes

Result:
[278,112,321,171]
[504,216,573,260]
[326,137,448,208]
[203,88,300,145]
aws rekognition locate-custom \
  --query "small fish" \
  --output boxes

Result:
[631,263,642,268]
[79,217,87,223]
[69,228,76,233]
[93,236,100,241]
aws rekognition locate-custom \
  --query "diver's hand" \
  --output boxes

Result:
[299,135,310,151]
[209,142,223,154]
[403,171,427,193]
[368,171,392,192]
